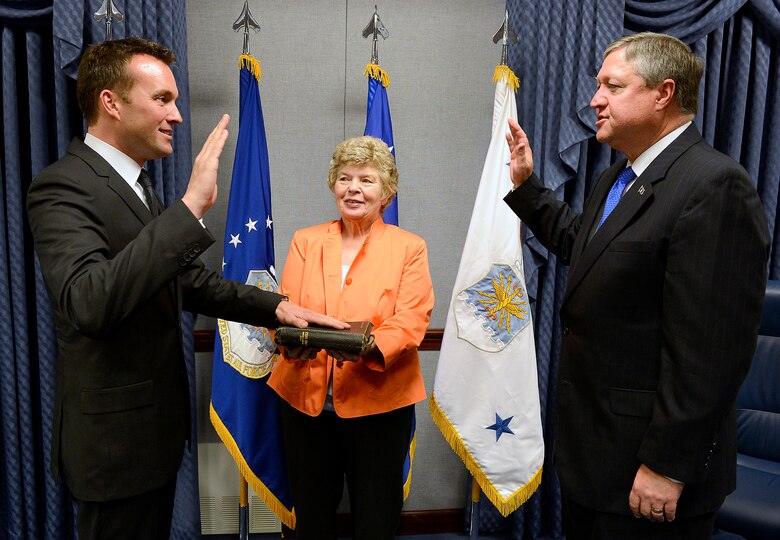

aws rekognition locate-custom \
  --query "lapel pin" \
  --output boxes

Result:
[638,185,645,195]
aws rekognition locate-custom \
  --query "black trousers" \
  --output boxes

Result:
[75,475,177,540]
[280,401,414,540]
[562,494,716,540]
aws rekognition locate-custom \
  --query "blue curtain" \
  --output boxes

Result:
[473,1,780,538]
[0,1,197,538]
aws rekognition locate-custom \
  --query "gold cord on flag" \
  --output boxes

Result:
[238,53,262,84]
[364,63,390,87]
[493,64,519,91]
[430,397,543,515]
[210,403,296,528]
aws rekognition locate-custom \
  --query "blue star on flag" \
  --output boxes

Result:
[486,413,515,441]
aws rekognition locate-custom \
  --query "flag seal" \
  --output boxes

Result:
[218,269,279,379]
[454,262,530,352]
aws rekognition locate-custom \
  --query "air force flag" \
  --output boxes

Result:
[210,54,294,527]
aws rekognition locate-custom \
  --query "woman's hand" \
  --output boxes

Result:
[277,345,321,361]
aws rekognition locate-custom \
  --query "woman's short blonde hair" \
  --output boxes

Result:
[327,136,398,212]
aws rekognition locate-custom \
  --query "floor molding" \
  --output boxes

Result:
[279,508,464,538]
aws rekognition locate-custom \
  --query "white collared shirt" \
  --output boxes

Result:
[624,121,692,190]
[84,133,149,210]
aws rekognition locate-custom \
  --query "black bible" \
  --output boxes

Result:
[274,321,374,355]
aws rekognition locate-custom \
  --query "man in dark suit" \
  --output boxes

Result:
[26,37,345,540]
[504,32,769,539]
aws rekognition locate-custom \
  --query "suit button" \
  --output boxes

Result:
[563,327,570,336]
[345,277,352,286]
[193,245,201,254]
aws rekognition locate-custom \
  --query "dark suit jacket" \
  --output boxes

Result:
[26,138,283,502]
[504,125,770,517]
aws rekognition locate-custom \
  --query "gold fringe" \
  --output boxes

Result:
[402,429,418,501]
[493,65,520,91]
[210,402,295,528]
[429,395,543,516]
[238,54,262,84]
[364,63,390,87]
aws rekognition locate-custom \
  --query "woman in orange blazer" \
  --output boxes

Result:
[268,136,434,540]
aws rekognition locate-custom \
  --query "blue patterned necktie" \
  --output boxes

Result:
[598,166,636,228]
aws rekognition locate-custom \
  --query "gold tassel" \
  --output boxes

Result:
[364,63,390,87]
[238,54,262,84]
[493,64,519,91]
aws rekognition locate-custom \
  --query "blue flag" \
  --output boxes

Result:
[210,55,294,527]
[363,64,398,226]
[363,63,415,499]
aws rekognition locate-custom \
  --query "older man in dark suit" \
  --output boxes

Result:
[26,37,345,540]
[504,32,769,539]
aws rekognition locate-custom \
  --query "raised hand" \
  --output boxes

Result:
[182,114,230,219]
[505,117,535,188]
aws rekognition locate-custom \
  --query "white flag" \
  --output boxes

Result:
[430,66,544,516]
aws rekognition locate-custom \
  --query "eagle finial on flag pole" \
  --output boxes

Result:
[93,0,123,41]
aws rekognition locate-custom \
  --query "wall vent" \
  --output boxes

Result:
[198,442,281,534]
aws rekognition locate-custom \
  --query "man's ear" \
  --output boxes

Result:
[98,89,122,121]
[656,79,676,111]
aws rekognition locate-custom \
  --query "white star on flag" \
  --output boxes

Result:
[229,234,242,248]
[266,216,273,229]
[246,218,258,232]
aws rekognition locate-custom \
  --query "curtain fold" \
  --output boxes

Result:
[1,1,198,538]
[2,8,77,538]
[498,1,780,538]
[625,0,748,42]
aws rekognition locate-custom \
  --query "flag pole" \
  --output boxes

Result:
[469,476,481,539]
[239,475,249,540]
[465,15,519,538]
[232,4,261,539]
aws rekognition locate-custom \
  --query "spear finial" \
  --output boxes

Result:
[362,5,389,65]
[492,10,518,66]
[233,0,261,55]
[94,0,124,41]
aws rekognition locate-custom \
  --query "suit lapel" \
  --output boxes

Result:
[563,125,704,304]
[68,139,153,225]
[323,222,343,316]
[68,138,179,315]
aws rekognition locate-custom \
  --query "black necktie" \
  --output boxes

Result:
[138,169,160,217]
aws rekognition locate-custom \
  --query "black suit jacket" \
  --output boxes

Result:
[505,125,770,517]
[27,138,283,502]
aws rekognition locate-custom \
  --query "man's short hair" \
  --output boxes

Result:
[77,37,176,125]
[605,32,704,115]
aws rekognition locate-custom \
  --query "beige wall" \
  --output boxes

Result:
[188,0,506,511]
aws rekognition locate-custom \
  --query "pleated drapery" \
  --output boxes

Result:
[473,1,780,538]
[0,1,198,538]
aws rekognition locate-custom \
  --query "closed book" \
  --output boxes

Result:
[274,321,374,354]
